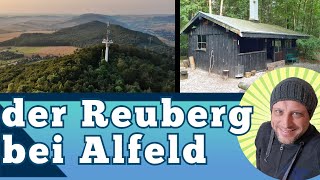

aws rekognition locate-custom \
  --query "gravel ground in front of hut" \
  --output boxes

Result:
[180,62,320,93]
[180,68,265,93]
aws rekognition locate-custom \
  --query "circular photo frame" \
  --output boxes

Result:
[238,67,320,167]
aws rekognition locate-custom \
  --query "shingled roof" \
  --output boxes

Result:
[181,11,309,39]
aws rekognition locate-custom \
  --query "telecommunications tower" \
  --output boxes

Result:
[102,22,113,62]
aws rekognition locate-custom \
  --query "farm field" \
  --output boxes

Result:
[3,46,78,57]
[0,31,55,42]
[0,32,22,42]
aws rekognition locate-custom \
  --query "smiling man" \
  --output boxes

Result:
[255,77,320,180]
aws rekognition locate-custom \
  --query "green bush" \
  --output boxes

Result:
[297,37,320,60]
[180,34,188,57]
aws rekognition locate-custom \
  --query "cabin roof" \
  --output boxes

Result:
[181,11,309,39]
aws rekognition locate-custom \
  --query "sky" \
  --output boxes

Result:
[0,0,175,15]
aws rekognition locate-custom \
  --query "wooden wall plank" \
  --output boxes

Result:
[187,19,268,78]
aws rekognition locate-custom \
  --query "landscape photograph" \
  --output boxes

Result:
[0,0,175,92]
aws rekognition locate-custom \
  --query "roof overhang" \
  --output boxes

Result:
[180,11,310,39]
[241,32,309,39]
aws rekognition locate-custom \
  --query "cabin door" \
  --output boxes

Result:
[266,39,273,61]
[273,40,284,61]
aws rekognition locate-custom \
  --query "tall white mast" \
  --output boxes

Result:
[102,22,113,62]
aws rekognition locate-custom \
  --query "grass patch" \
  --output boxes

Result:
[180,56,187,61]
[6,46,78,57]
[10,47,43,55]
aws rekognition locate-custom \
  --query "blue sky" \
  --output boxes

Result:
[0,0,175,15]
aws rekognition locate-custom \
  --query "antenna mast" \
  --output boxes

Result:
[102,22,113,62]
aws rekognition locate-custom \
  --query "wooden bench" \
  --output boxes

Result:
[286,53,299,63]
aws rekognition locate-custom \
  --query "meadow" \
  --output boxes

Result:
[9,46,78,57]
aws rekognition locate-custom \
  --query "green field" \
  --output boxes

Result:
[7,46,78,57]
[9,47,43,56]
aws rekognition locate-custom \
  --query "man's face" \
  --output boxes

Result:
[271,100,310,144]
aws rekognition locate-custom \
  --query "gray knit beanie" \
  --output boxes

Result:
[270,77,318,118]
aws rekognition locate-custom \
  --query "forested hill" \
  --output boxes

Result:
[0,21,172,54]
[54,13,127,29]
[0,44,175,92]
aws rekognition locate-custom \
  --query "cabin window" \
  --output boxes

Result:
[239,38,264,53]
[274,40,281,52]
[197,35,206,50]
[285,40,292,48]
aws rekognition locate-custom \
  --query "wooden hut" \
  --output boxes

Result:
[180,11,309,77]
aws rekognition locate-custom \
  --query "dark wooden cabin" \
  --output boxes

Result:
[181,11,309,77]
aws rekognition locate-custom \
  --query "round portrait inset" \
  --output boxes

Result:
[238,67,320,179]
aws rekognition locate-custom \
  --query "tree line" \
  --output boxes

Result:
[0,51,24,60]
[0,44,175,92]
[180,0,320,60]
